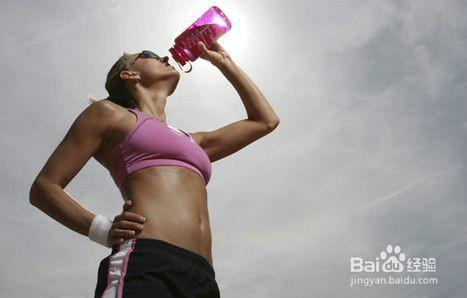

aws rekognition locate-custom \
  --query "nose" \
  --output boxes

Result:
[160,56,169,64]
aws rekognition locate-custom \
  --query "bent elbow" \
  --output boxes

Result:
[29,181,41,205]
[265,118,280,131]
[29,178,51,205]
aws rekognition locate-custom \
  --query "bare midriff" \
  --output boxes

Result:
[119,165,213,267]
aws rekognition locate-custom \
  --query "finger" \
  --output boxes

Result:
[111,228,137,238]
[113,220,145,231]
[110,235,136,248]
[198,41,211,57]
[122,200,132,210]
[198,41,206,51]
[110,238,125,246]
[109,231,136,244]
[118,211,146,223]
[211,41,224,51]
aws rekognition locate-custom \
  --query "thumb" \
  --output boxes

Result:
[123,200,132,210]
[198,41,208,52]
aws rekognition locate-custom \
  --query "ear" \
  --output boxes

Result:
[120,70,140,81]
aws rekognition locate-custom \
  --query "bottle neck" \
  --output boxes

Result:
[169,46,193,73]
[169,46,187,65]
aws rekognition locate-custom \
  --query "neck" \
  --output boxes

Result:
[133,88,168,124]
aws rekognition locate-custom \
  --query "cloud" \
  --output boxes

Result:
[1,0,466,297]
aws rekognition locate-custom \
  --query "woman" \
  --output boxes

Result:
[29,40,280,297]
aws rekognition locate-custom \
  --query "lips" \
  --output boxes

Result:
[164,57,175,69]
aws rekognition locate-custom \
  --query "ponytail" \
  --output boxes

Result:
[86,94,97,105]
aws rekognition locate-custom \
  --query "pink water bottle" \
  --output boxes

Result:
[169,6,232,73]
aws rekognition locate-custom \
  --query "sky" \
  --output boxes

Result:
[1,0,466,297]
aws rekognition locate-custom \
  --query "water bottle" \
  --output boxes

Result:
[169,6,232,73]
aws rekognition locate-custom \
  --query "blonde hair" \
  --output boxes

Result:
[87,52,137,108]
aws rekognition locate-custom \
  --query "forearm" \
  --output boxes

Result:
[29,181,96,237]
[217,58,280,126]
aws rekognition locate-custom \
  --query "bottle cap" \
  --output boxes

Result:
[169,47,185,65]
[169,47,193,73]
[176,60,192,73]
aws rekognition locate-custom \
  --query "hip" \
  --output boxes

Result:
[135,224,213,267]
[95,238,219,298]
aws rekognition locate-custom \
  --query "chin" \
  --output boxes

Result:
[168,75,180,95]
[173,71,181,82]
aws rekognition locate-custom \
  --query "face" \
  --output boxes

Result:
[120,51,180,96]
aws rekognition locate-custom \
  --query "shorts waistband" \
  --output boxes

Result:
[112,238,215,277]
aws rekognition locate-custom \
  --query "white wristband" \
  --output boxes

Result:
[88,214,113,248]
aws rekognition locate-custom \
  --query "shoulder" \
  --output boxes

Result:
[69,99,122,140]
[86,99,119,117]
[81,99,127,124]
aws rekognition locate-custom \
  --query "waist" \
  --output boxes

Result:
[133,212,212,257]
[120,175,212,262]
[124,192,212,265]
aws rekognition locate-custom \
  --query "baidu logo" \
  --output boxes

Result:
[351,245,406,273]
[349,244,438,287]
[350,244,435,273]
[380,244,406,272]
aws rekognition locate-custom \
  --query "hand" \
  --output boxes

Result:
[107,200,146,247]
[197,40,232,68]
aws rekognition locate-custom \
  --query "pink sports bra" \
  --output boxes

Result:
[108,108,212,189]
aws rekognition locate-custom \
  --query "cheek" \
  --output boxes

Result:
[141,65,166,80]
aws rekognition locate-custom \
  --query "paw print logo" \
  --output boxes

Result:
[380,244,406,273]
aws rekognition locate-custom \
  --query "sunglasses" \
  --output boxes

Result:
[135,50,168,64]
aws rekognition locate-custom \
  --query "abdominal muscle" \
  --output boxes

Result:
[120,165,213,267]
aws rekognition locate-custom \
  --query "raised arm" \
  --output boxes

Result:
[190,41,280,163]
[29,100,116,237]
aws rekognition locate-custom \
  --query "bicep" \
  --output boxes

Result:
[190,119,272,163]
[34,101,113,188]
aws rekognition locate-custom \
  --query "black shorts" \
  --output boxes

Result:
[94,238,220,298]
